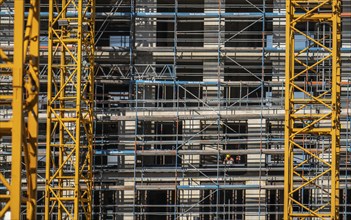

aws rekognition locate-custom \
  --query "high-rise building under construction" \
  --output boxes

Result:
[1,0,351,219]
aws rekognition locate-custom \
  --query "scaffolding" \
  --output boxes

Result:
[91,0,351,219]
[0,0,39,219]
[45,0,95,219]
[0,0,351,219]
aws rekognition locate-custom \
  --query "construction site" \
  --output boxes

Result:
[0,0,351,219]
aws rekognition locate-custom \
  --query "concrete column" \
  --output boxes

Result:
[203,0,224,104]
[246,119,266,219]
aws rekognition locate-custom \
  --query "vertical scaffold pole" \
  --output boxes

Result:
[284,0,341,219]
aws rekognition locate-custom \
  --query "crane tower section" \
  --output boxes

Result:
[45,0,95,219]
[284,0,341,219]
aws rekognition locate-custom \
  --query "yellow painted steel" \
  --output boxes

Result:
[45,0,95,219]
[0,0,40,219]
[284,0,341,219]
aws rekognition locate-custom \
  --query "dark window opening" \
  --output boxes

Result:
[96,0,131,46]
[94,120,119,167]
[136,190,176,220]
[267,189,284,220]
[95,83,129,109]
[224,61,272,106]
[94,155,107,167]
[157,0,204,47]
[339,189,351,219]
[266,120,284,166]
[156,20,174,47]
[155,84,174,108]
[137,121,182,167]
[177,75,203,107]
[225,0,273,48]
[201,188,245,220]
[292,189,311,212]
[155,62,203,107]
[177,62,203,107]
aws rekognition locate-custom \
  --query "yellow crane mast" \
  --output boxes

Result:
[0,0,39,219]
[284,0,341,219]
[45,0,95,219]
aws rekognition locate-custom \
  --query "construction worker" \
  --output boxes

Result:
[223,154,234,165]
[235,155,241,164]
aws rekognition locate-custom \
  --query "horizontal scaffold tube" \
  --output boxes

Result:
[177,185,259,190]
[0,12,283,18]
[1,12,351,18]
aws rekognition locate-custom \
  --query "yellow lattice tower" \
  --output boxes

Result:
[45,0,95,219]
[284,0,341,219]
[0,0,39,219]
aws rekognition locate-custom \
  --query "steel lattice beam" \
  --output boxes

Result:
[0,0,40,219]
[45,0,95,219]
[284,0,341,219]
